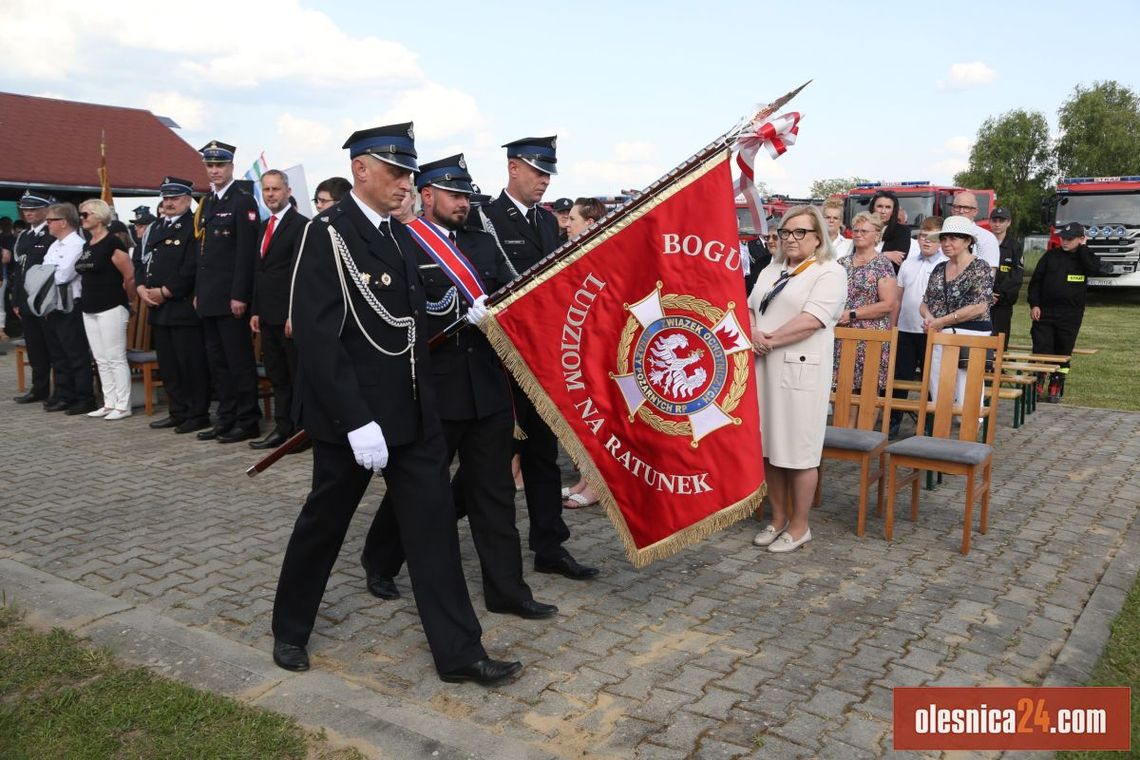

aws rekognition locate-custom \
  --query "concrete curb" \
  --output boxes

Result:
[0,558,554,760]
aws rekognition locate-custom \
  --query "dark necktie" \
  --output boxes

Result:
[448,231,457,246]
[525,207,538,234]
[379,220,391,237]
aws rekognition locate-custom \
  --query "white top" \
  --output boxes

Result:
[44,230,85,300]
[349,190,391,228]
[896,250,948,333]
[874,237,920,260]
[831,234,853,259]
[973,225,1000,268]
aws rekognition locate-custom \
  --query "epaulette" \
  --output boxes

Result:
[234,179,256,195]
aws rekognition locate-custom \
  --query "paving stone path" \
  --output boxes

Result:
[1,354,1137,758]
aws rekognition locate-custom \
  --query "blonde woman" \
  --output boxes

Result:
[835,212,897,392]
[76,199,135,419]
[747,206,846,553]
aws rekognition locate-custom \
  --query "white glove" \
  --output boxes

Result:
[465,295,489,325]
[347,421,388,473]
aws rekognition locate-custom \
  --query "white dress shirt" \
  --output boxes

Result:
[504,189,534,217]
[214,178,235,200]
[973,225,1000,268]
[349,190,390,228]
[896,250,948,333]
[44,230,86,300]
[831,234,853,259]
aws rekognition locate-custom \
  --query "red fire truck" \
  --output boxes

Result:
[735,194,822,241]
[840,181,996,235]
[1043,176,1140,288]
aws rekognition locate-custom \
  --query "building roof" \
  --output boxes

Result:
[0,92,210,199]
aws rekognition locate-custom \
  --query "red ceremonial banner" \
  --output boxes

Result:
[482,151,766,566]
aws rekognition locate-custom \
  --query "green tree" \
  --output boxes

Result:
[1055,80,1140,178]
[809,176,868,199]
[954,109,1054,236]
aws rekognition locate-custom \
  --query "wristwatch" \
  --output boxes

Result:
[849,310,857,322]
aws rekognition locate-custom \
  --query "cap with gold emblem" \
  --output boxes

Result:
[502,136,558,175]
[17,189,53,209]
[415,153,475,194]
[343,122,419,172]
[199,140,236,162]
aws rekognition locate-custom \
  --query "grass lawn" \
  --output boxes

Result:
[0,606,364,760]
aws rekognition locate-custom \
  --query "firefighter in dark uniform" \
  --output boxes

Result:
[988,207,1022,348]
[270,124,521,685]
[478,136,599,581]
[11,190,56,405]
[135,177,212,433]
[360,154,558,620]
[194,140,262,442]
[1028,222,1103,402]
[551,197,573,243]
[129,205,156,250]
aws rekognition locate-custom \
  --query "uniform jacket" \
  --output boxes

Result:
[992,235,1024,308]
[253,206,308,325]
[1028,243,1104,311]
[414,221,515,421]
[290,197,439,446]
[134,211,200,327]
[194,181,260,316]
[480,191,560,274]
[11,226,55,310]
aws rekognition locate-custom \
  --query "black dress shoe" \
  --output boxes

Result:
[197,426,229,441]
[439,658,523,685]
[149,416,178,429]
[287,438,312,454]
[534,554,599,580]
[366,574,400,600]
[272,640,310,672]
[13,392,47,404]
[43,400,71,412]
[217,426,260,444]
[487,599,559,619]
[174,418,211,434]
[249,430,289,450]
[65,400,99,415]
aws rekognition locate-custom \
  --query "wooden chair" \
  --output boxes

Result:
[126,301,163,415]
[13,337,27,392]
[883,331,1004,555]
[816,326,898,536]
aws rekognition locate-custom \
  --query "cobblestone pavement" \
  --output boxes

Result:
[1,353,1138,759]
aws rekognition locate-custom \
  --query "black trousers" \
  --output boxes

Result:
[891,331,927,424]
[20,310,52,398]
[362,410,533,609]
[271,432,486,674]
[260,322,296,435]
[991,305,1013,349]
[152,323,211,423]
[1031,309,1082,371]
[201,314,261,431]
[42,310,93,406]
[510,378,570,562]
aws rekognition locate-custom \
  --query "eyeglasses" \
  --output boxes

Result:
[79,211,90,219]
[313,196,334,205]
[777,228,815,241]
[850,229,876,236]
[45,217,64,223]
[950,204,977,212]
[917,234,937,242]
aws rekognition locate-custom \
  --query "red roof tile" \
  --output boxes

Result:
[0,92,210,197]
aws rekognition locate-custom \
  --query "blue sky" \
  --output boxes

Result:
[5,0,1139,218]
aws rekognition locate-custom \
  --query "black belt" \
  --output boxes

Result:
[954,319,992,332]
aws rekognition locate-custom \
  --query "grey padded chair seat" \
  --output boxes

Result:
[127,349,157,362]
[886,435,992,465]
[823,426,886,452]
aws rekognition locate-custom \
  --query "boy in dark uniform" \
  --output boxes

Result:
[11,190,56,404]
[135,177,211,432]
[1028,222,1104,402]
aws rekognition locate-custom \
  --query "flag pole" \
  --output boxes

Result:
[428,80,812,348]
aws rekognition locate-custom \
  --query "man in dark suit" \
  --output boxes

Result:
[270,123,521,685]
[249,169,308,450]
[194,140,262,443]
[360,154,558,620]
[479,136,599,581]
[11,190,56,404]
[135,177,212,433]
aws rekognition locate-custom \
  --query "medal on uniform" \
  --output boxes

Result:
[359,272,371,285]
[380,273,392,286]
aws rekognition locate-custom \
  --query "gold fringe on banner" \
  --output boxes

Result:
[480,149,767,568]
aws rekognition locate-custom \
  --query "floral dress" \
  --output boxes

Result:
[835,253,896,391]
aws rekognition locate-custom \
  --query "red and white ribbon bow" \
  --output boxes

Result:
[732,111,802,237]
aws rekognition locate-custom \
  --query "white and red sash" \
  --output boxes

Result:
[733,111,801,236]
[404,217,487,306]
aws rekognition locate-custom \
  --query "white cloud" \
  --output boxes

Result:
[943,136,973,155]
[937,62,997,91]
[931,158,969,175]
[372,83,484,141]
[4,4,77,80]
[142,92,206,131]
[276,113,334,156]
[614,141,657,162]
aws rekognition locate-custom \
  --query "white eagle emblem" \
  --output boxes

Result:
[648,335,706,398]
